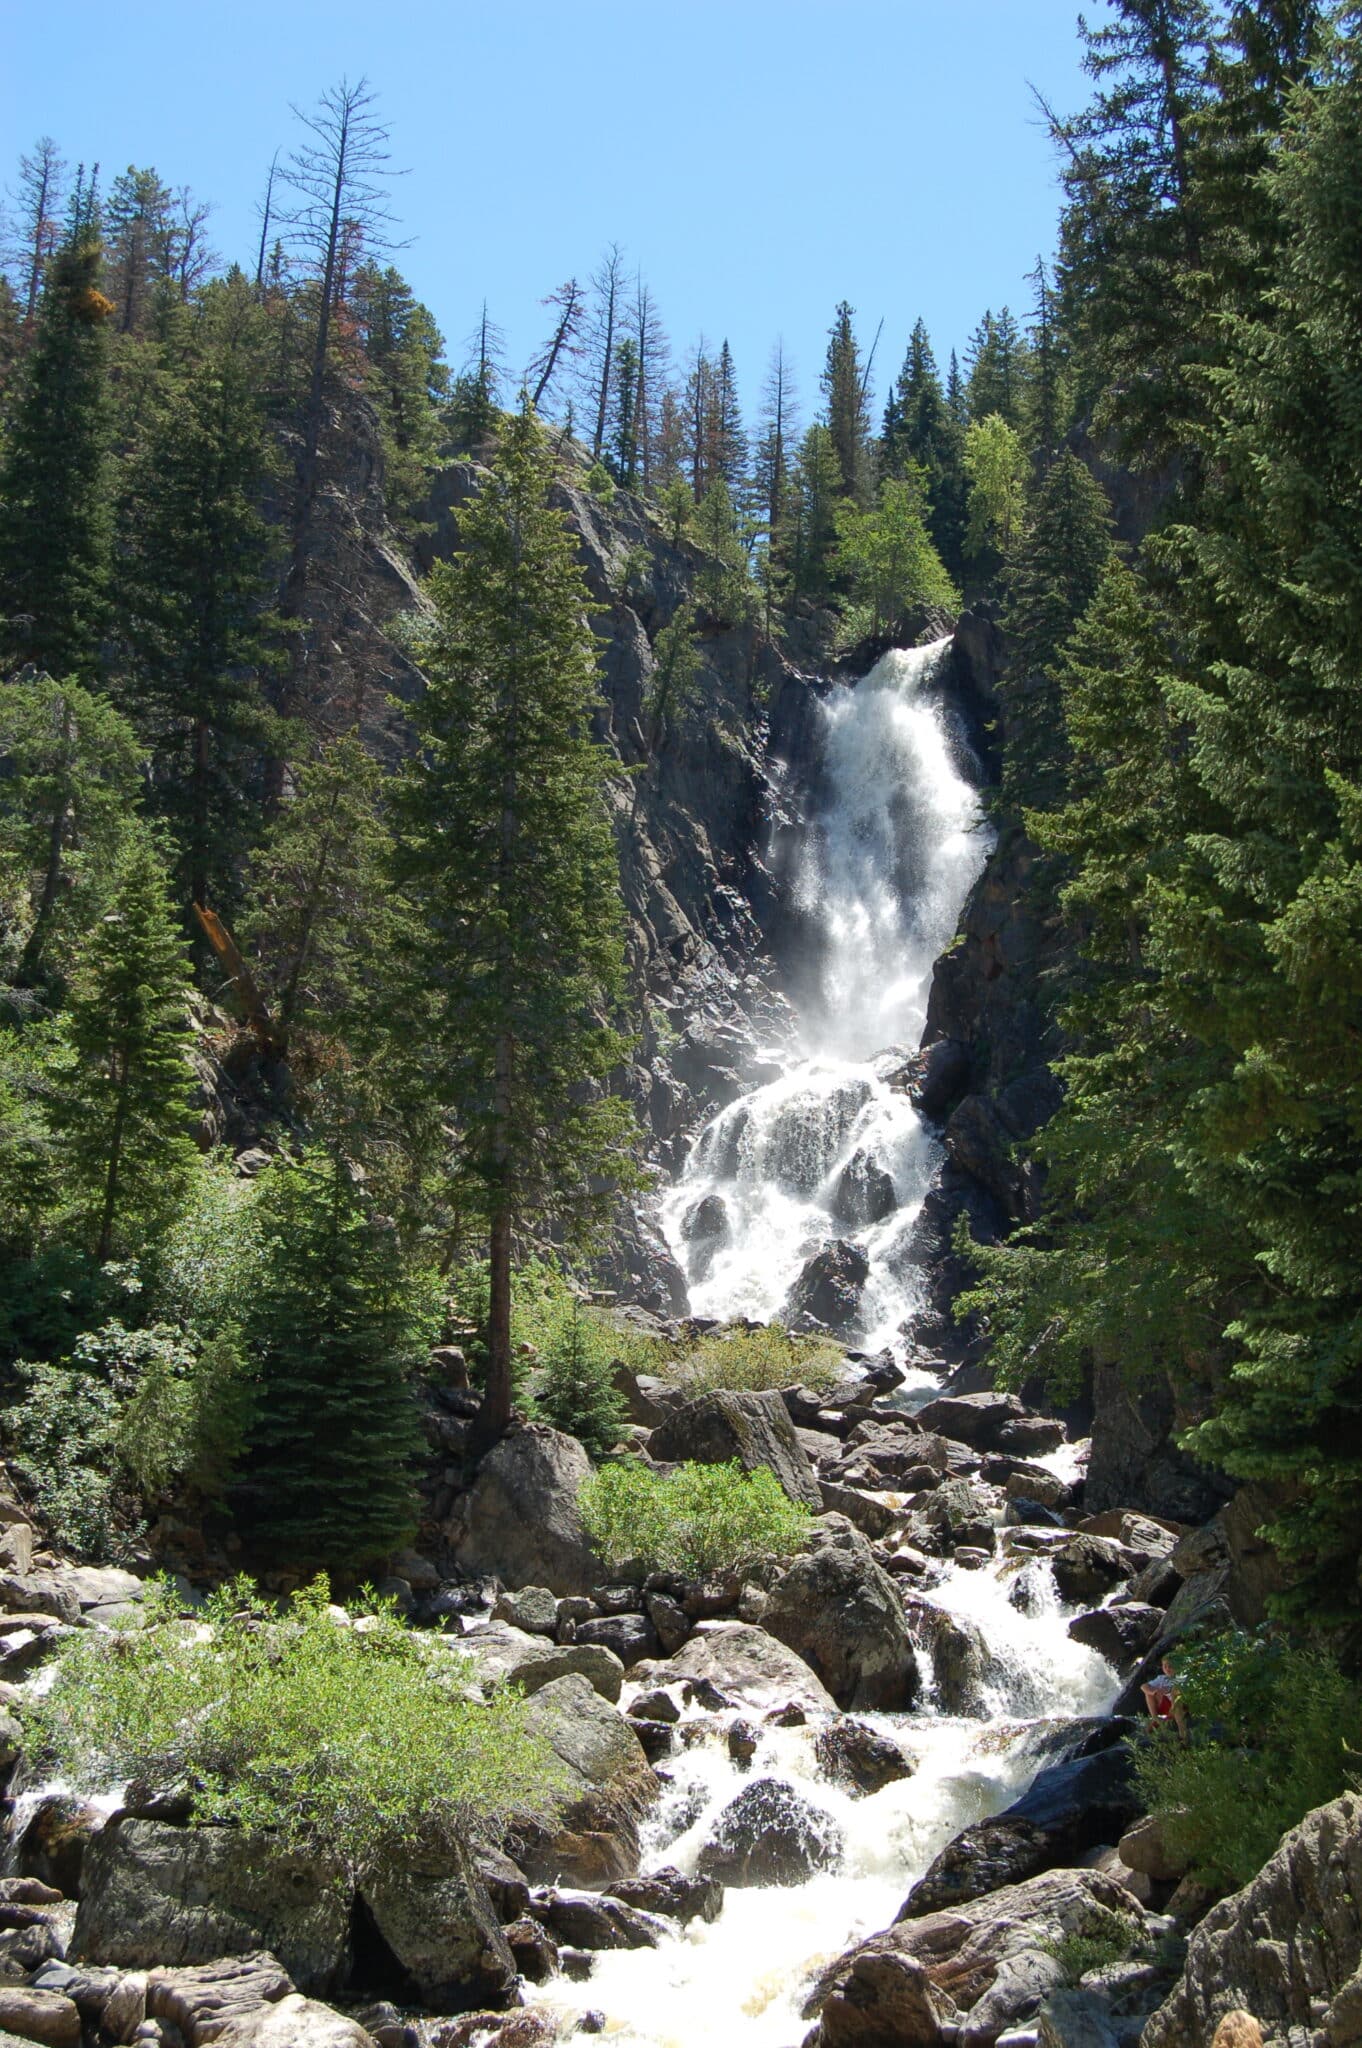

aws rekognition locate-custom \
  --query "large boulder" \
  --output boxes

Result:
[646,1388,821,1509]
[902,1741,1142,1915]
[915,1390,1065,1456]
[1068,1603,1165,1672]
[449,1426,598,1596]
[815,1719,914,1797]
[458,1621,624,1703]
[696,1778,844,1887]
[360,1838,516,2010]
[905,1598,991,1715]
[785,1241,870,1332]
[804,1866,1146,2048]
[508,1674,657,1885]
[71,1822,350,1995]
[213,1994,377,2047]
[144,1952,295,2045]
[1142,1791,1362,2048]
[832,1151,897,1228]
[639,1620,835,1716]
[1051,1535,1132,1607]
[826,1421,950,1491]
[763,1516,920,1711]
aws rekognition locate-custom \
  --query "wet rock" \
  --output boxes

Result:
[605,1868,722,1926]
[679,1194,731,1283]
[906,1600,991,1715]
[727,1719,760,1768]
[1051,1536,1131,1607]
[510,1674,658,1886]
[814,1719,914,1797]
[1142,1791,1362,2048]
[805,1867,1146,2048]
[647,1388,822,1508]
[573,1614,660,1667]
[697,1778,844,1887]
[630,1719,675,1763]
[450,1425,599,1596]
[917,1476,1000,1552]
[491,1587,559,1638]
[457,1621,625,1704]
[628,1688,680,1724]
[784,1241,870,1333]
[831,1151,897,1228]
[644,1620,835,1715]
[473,1849,531,1924]
[503,1915,558,1984]
[427,2013,556,2048]
[1068,1604,1164,1672]
[764,1516,920,1711]
[903,1038,971,1124]
[529,1886,663,1951]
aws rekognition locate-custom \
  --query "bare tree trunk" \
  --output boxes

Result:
[254,150,279,295]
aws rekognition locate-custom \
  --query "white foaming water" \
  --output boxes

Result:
[539,1551,1118,2048]
[661,641,991,1347]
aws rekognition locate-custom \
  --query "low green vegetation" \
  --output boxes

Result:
[580,1457,811,1579]
[661,1322,845,1398]
[1135,1629,1362,1893]
[28,1577,560,1880]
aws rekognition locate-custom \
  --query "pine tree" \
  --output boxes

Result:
[713,339,746,488]
[965,306,1030,427]
[237,1145,426,1575]
[821,300,872,504]
[789,422,844,602]
[104,165,173,335]
[1001,451,1115,809]
[448,301,505,454]
[0,674,142,987]
[534,1297,628,1459]
[883,319,966,580]
[114,272,283,932]
[610,335,640,485]
[351,262,449,508]
[53,828,199,1261]
[390,403,640,1439]
[0,230,113,678]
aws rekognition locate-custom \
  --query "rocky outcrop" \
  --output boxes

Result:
[1142,1792,1362,2048]
[508,1673,658,1885]
[638,1617,835,1715]
[804,1866,1146,2048]
[646,1389,822,1508]
[447,1426,598,1596]
[72,1823,351,1995]
[763,1516,921,1711]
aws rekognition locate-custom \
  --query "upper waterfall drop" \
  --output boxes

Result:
[661,639,992,1351]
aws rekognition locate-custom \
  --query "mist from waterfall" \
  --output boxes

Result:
[661,640,991,1350]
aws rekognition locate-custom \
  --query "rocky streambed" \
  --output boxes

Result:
[0,1374,1264,2048]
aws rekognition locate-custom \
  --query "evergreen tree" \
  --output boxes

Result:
[351,262,449,508]
[104,165,173,335]
[692,479,752,625]
[883,319,967,581]
[610,335,640,485]
[52,828,198,1261]
[0,675,142,988]
[789,422,844,602]
[534,1296,628,1459]
[820,300,872,504]
[447,301,505,454]
[713,339,746,488]
[1000,451,1115,809]
[0,229,113,678]
[391,403,640,1439]
[965,306,1030,426]
[237,1145,427,1574]
[963,412,1026,573]
[241,734,397,1045]
[114,273,284,930]
[7,137,66,331]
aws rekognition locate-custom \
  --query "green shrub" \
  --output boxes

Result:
[152,1158,262,1336]
[663,1322,845,1398]
[5,1319,253,1558]
[1043,1924,1142,1986]
[27,1576,561,1880]
[580,1457,812,1579]
[1134,1627,1362,1891]
[584,461,616,502]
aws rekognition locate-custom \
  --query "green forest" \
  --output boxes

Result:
[5,6,1362,2045]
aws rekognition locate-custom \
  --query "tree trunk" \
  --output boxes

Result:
[481,1191,514,1441]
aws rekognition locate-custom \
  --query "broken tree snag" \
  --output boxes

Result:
[193,903,283,1054]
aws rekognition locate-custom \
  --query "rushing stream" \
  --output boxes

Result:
[660,640,992,1350]
[583,642,1117,2048]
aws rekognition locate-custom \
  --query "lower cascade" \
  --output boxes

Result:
[661,639,991,1352]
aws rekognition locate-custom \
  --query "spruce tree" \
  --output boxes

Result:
[114,273,283,931]
[237,1145,426,1575]
[52,828,199,1261]
[789,423,844,602]
[0,231,113,678]
[821,300,872,504]
[390,402,639,1439]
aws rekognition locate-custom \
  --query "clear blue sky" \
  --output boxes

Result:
[5,1,1092,423]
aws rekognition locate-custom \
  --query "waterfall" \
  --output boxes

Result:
[660,640,991,1351]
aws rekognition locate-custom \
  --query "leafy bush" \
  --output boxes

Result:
[1134,1627,1362,1891]
[663,1322,845,1398]
[584,461,616,502]
[1043,1924,1142,1986]
[580,1458,811,1579]
[151,1157,262,1336]
[27,1576,561,1879]
[5,1320,252,1558]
